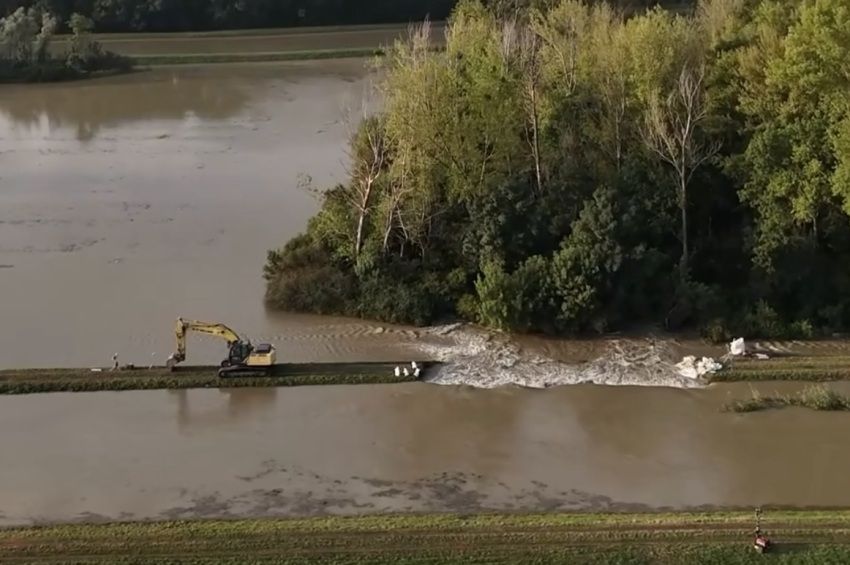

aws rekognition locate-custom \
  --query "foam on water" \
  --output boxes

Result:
[415,324,705,389]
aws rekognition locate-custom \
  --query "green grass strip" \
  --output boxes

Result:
[0,367,417,394]
[711,369,850,382]
[727,356,850,369]
[5,511,850,564]
[708,356,850,382]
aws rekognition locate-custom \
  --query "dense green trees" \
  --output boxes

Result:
[262,0,850,338]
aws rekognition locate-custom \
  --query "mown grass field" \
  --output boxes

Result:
[4,511,850,564]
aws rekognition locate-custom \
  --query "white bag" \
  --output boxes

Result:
[730,337,746,356]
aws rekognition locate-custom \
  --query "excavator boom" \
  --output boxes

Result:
[166,317,276,377]
[167,318,244,367]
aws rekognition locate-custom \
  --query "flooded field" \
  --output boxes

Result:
[2,380,850,526]
[3,58,850,527]
[0,60,423,369]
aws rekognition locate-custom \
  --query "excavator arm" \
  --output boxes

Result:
[166,317,246,368]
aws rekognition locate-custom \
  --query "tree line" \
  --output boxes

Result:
[0,1,692,32]
[1,6,130,81]
[0,1,457,32]
[264,0,850,339]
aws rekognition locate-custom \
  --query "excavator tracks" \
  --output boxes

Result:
[218,366,272,379]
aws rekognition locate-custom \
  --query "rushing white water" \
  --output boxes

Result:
[414,325,706,389]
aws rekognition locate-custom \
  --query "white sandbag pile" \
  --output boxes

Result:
[728,337,769,360]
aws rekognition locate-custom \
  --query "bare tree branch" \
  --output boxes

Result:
[341,95,387,259]
[641,63,721,281]
[505,21,545,192]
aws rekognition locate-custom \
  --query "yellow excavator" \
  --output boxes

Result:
[166,317,276,378]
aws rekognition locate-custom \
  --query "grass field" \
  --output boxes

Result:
[0,363,428,394]
[4,511,850,563]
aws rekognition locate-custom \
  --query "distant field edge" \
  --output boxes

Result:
[71,22,447,41]
[131,45,447,65]
[5,510,850,564]
[133,48,386,65]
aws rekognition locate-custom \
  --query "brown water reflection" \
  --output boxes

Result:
[0,69,253,142]
[171,388,278,431]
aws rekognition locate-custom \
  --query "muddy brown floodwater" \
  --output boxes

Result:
[3,60,850,526]
[2,381,850,526]
[0,60,424,369]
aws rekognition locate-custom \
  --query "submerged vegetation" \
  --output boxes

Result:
[725,384,850,412]
[0,7,131,82]
[5,511,850,563]
[265,0,850,338]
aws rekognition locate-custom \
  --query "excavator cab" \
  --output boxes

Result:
[224,340,254,367]
[223,341,276,369]
[219,341,276,378]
